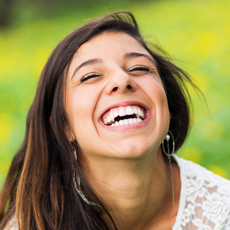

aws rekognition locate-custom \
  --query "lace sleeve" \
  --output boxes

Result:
[4,216,18,230]
[173,156,230,230]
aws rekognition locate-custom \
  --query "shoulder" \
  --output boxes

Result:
[174,156,230,229]
[3,216,18,230]
[175,155,230,192]
[175,155,230,202]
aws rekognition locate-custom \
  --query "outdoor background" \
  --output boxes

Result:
[0,0,230,189]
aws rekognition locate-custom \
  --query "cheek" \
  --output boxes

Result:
[67,86,101,138]
[141,78,170,127]
[138,77,168,108]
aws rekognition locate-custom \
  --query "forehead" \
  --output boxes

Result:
[71,31,151,63]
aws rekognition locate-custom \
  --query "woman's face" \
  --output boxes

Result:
[66,32,170,160]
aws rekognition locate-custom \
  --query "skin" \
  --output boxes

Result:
[65,32,181,230]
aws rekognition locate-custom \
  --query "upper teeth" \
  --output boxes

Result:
[103,106,145,125]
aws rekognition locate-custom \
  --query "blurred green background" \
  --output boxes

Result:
[0,0,230,189]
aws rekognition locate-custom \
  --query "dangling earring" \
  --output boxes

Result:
[162,130,175,207]
[69,142,104,212]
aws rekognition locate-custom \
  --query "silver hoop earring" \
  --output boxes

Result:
[162,130,175,207]
[162,130,175,157]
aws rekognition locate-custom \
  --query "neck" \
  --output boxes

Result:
[82,149,180,230]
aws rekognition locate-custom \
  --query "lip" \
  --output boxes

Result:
[98,100,151,130]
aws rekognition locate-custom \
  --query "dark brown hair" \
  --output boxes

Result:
[0,11,196,230]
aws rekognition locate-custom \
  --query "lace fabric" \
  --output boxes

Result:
[173,156,230,230]
[4,217,17,230]
[4,156,230,230]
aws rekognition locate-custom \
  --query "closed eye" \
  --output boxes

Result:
[81,73,102,83]
[129,65,150,72]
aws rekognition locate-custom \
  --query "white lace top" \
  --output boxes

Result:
[4,156,230,229]
[173,156,230,230]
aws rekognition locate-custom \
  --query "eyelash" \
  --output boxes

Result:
[80,65,152,83]
[129,65,150,72]
[81,73,101,82]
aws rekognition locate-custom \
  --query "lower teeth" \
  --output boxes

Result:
[111,117,142,126]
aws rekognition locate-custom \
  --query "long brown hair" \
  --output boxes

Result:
[0,11,197,230]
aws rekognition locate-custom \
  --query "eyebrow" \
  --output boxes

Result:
[71,58,102,79]
[124,52,155,65]
[71,52,155,80]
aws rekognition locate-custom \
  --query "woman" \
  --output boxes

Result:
[0,11,230,230]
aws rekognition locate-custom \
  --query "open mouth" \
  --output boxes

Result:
[102,105,146,127]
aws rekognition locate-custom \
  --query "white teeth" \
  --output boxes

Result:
[126,106,133,115]
[119,120,124,125]
[107,115,111,123]
[119,107,126,116]
[128,118,133,124]
[137,118,142,122]
[110,110,115,121]
[124,119,128,125]
[103,105,145,125]
[114,109,118,118]
[133,106,138,114]
[138,108,144,118]
[110,117,142,127]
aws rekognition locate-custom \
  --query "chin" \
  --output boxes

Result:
[109,141,159,160]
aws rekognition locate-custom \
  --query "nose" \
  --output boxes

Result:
[105,69,137,95]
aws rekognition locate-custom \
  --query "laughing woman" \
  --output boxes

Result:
[0,11,230,230]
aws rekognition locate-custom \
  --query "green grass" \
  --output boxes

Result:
[1,0,230,188]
